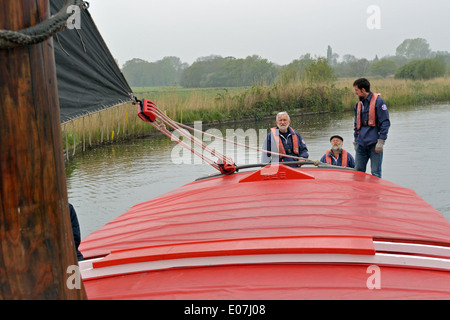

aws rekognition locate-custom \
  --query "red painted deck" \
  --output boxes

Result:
[79,165,450,299]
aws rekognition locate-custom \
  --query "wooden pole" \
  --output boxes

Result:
[0,0,87,299]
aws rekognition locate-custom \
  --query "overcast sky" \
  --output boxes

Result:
[87,0,450,67]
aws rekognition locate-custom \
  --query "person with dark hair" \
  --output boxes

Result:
[69,203,84,261]
[320,135,355,168]
[352,78,390,178]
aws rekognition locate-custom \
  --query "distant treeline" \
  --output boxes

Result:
[122,38,450,88]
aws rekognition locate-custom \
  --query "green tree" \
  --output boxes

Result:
[435,51,450,75]
[349,59,371,77]
[333,56,372,78]
[122,57,186,87]
[396,38,432,60]
[180,55,225,88]
[395,57,446,80]
[279,54,314,84]
[302,57,336,83]
[122,58,152,87]
[180,55,278,88]
[370,59,397,77]
[326,45,338,66]
[154,56,187,86]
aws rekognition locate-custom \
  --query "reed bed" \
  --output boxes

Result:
[336,77,450,108]
[61,102,153,159]
[62,77,450,160]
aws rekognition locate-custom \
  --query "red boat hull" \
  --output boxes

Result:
[79,165,450,299]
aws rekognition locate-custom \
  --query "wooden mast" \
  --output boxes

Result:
[0,0,87,299]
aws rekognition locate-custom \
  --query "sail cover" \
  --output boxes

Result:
[50,0,132,123]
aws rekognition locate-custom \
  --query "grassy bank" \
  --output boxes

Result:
[337,77,450,109]
[62,77,450,159]
[132,77,450,123]
[61,102,154,159]
[132,82,348,124]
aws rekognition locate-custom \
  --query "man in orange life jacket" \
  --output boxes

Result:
[261,111,309,167]
[353,78,390,178]
[320,135,355,168]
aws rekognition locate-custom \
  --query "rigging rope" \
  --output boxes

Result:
[136,98,321,175]
[137,99,235,174]
[0,0,88,49]
[176,121,308,162]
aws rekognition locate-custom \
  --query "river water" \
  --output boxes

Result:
[65,103,450,239]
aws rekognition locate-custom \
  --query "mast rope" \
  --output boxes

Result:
[176,121,308,162]
[0,0,89,49]
[136,98,320,175]
[137,99,235,174]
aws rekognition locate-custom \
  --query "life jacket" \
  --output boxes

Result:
[356,93,380,130]
[271,127,299,160]
[326,150,348,167]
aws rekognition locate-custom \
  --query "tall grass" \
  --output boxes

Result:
[135,81,347,123]
[220,81,347,120]
[61,102,154,159]
[62,77,450,160]
[336,77,450,108]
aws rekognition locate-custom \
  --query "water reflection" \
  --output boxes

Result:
[66,104,450,239]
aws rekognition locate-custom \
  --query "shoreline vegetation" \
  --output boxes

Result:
[62,76,450,160]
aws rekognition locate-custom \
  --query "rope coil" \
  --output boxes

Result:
[0,0,87,49]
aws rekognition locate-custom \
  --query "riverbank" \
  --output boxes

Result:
[337,77,450,109]
[62,77,450,159]
[132,77,450,123]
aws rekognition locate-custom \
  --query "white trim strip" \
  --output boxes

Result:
[374,241,450,258]
[80,252,450,281]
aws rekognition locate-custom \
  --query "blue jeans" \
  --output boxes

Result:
[355,143,383,178]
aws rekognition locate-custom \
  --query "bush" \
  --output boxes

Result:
[395,58,446,80]
[370,59,397,77]
[302,57,336,83]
